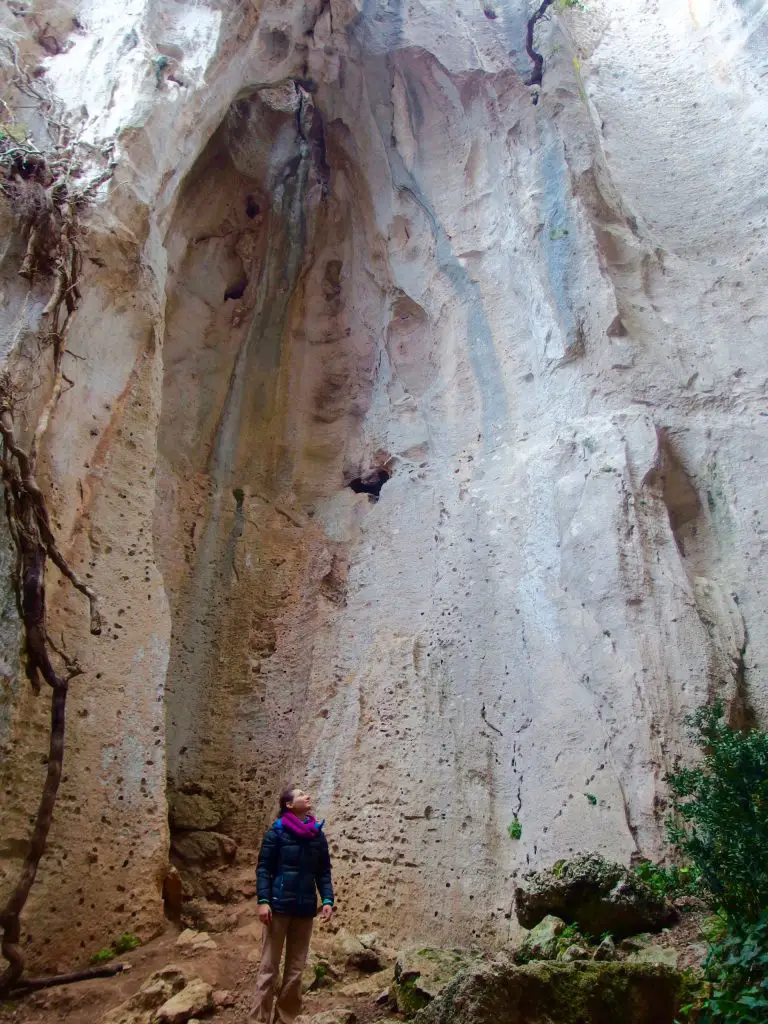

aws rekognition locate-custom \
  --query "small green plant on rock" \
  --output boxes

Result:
[89,947,115,965]
[89,932,140,964]
[113,932,140,954]
[508,818,523,840]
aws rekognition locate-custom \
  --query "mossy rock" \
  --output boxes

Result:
[392,947,483,1017]
[413,959,687,1024]
[515,853,676,938]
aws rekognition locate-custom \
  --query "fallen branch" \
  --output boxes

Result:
[10,961,128,994]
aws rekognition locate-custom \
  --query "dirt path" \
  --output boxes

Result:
[0,909,398,1024]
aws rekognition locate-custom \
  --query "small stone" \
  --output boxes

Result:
[155,978,213,1024]
[347,946,384,972]
[302,1011,357,1024]
[560,943,590,962]
[101,965,187,1024]
[514,915,566,962]
[213,988,235,1007]
[592,935,616,961]
[627,944,678,968]
[339,969,391,998]
[618,933,654,953]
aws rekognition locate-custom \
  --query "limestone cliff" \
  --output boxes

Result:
[1,0,767,970]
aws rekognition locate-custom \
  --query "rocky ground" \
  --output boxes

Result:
[0,855,712,1024]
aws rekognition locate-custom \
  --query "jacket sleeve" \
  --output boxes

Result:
[256,827,279,904]
[315,832,334,905]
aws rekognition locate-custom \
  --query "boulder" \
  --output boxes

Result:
[347,946,385,972]
[392,947,483,1016]
[413,960,687,1024]
[169,791,220,831]
[171,830,236,865]
[514,915,565,962]
[101,966,187,1024]
[515,854,676,938]
[155,977,214,1024]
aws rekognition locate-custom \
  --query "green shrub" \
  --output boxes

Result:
[89,932,140,964]
[632,859,701,901]
[665,701,768,923]
[695,912,768,1023]
[664,702,768,1023]
[507,818,522,840]
[89,947,114,964]
[113,932,140,954]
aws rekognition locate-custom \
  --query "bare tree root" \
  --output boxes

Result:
[0,128,107,992]
[10,961,128,994]
[525,0,556,90]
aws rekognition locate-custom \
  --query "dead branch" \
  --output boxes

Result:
[10,961,128,994]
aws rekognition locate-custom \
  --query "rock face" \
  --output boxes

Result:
[2,0,768,969]
[413,960,686,1024]
[515,854,675,938]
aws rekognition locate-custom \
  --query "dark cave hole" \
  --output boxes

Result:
[224,276,248,301]
[245,194,260,219]
[348,469,390,499]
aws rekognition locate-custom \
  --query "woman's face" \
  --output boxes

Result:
[287,787,313,816]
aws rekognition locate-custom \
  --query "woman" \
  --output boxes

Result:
[252,785,335,1023]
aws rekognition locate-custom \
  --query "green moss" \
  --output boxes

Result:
[398,975,432,1017]
[415,961,687,1024]
[232,486,245,505]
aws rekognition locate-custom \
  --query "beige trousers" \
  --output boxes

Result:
[252,913,314,1023]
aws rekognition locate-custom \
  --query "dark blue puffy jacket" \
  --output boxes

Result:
[256,819,334,918]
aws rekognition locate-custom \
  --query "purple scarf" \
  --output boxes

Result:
[279,811,320,838]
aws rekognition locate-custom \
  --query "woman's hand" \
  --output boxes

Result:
[319,903,334,924]
[258,903,273,925]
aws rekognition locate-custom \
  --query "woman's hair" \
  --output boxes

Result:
[279,786,296,815]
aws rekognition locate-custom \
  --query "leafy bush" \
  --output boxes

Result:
[695,912,768,1023]
[632,859,701,902]
[665,701,768,923]
[665,702,768,1022]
